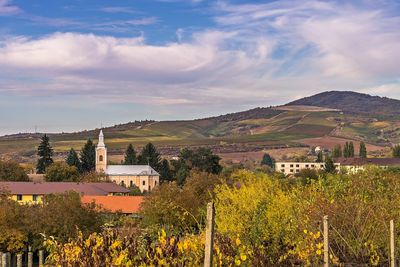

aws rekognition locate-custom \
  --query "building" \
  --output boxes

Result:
[0,182,129,204]
[334,157,400,173]
[95,130,160,192]
[275,157,400,175]
[81,196,143,214]
[275,162,328,175]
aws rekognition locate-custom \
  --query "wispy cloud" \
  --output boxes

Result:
[0,0,20,15]
[0,0,399,122]
[100,6,137,14]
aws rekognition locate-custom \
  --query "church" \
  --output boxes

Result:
[95,130,160,192]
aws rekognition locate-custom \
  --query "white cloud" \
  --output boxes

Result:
[0,0,20,15]
[0,0,399,111]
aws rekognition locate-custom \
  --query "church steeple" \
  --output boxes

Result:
[97,130,105,148]
[96,130,107,172]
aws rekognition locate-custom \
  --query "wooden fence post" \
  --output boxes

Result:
[17,254,22,267]
[1,253,6,267]
[323,215,329,267]
[391,219,396,267]
[204,202,215,267]
[39,250,44,266]
[27,252,33,267]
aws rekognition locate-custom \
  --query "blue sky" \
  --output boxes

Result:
[0,0,399,134]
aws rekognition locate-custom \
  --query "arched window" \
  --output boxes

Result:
[99,155,103,162]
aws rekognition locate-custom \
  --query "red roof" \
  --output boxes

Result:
[81,196,143,214]
[0,182,129,196]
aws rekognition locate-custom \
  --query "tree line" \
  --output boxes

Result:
[34,135,222,185]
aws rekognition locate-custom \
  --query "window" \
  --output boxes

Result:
[290,164,294,168]
[17,195,22,201]
[99,155,103,162]
[33,195,38,201]
[130,181,133,187]
[305,164,309,168]
[296,164,300,167]
[142,180,146,186]
[320,165,324,168]
[311,164,315,168]
[290,169,294,173]
[155,181,157,186]
[121,181,125,187]
[281,169,285,173]
[281,164,285,167]
[296,169,300,173]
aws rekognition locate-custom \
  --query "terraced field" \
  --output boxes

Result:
[0,105,393,162]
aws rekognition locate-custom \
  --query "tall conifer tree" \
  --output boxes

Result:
[124,144,137,165]
[66,148,81,171]
[36,134,53,174]
[80,139,96,172]
[138,143,161,170]
[359,142,367,158]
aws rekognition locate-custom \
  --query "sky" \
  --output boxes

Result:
[0,0,399,135]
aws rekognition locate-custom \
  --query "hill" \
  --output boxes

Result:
[1,91,398,163]
[286,91,400,116]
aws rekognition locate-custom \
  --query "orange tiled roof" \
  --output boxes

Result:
[81,196,143,214]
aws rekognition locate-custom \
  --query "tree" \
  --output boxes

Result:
[138,143,161,170]
[159,159,173,182]
[393,145,400,158]
[80,139,96,173]
[66,148,81,171]
[359,142,367,158]
[0,161,29,181]
[349,142,355,157]
[332,144,343,158]
[261,153,275,168]
[36,134,53,174]
[79,171,108,182]
[324,156,336,174]
[124,144,137,165]
[45,162,80,182]
[344,142,354,158]
[316,151,324,163]
[172,148,222,185]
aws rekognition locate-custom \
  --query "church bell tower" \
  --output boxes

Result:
[96,130,107,172]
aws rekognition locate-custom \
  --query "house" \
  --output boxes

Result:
[96,130,160,192]
[334,157,400,173]
[81,196,143,214]
[0,182,129,204]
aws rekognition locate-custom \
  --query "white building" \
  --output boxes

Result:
[95,130,160,192]
[275,162,327,175]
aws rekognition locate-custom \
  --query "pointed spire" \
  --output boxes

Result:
[97,130,105,148]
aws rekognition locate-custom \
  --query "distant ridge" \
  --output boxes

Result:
[286,91,400,116]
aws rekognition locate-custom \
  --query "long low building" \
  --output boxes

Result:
[275,157,400,175]
[0,182,130,204]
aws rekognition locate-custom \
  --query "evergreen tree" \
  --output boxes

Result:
[359,142,367,158]
[316,151,324,163]
[344,142,349,158]
[261,153,275,168]
[159,159,173,182]
[393,145,400,158]
[324,156,336,174]
[80,139,96,173]
[36,134,53,174]
[66,148,81,171]
[138,143,161,170]
[332,144,343,158]
[124,144,137,165]
[349,142,355,157]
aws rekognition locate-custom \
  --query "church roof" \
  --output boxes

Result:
[105,165,160,176]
